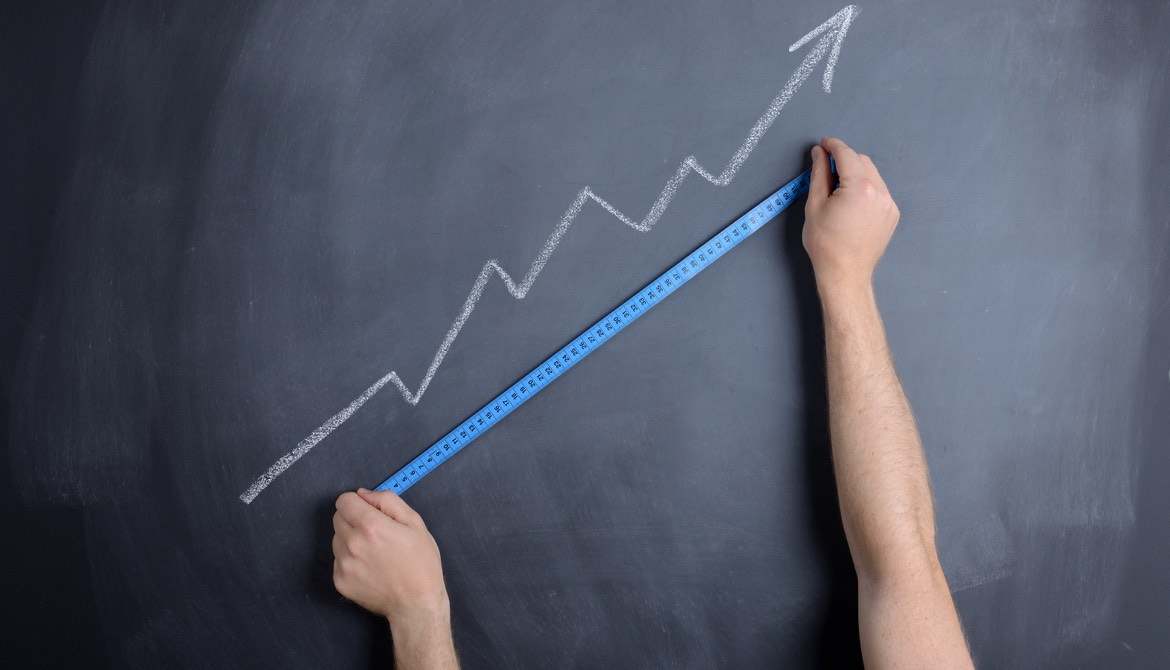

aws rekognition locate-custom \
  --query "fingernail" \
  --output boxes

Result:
[811,145,820,160]
[357,487,369,493]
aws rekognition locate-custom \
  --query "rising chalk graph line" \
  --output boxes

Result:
[240,5,858,504]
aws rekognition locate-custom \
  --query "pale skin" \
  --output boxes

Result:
[332,136,972,669]
[332,488,458,669]
[806,137,973,668]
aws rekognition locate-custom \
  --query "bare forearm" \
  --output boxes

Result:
[803,137,971,667]
[389,602,460,670]
[819,281,938,584]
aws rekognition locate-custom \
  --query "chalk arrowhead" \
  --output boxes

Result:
[788,5,859,93]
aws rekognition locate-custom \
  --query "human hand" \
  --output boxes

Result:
[332,488,449,626]
[802,137,900,293]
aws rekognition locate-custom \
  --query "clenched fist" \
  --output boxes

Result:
[802,136,900,294]
[333,488,459,669]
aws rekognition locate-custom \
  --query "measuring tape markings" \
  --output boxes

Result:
[376,167,815,494]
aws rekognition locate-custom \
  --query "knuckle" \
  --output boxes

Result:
[369,521,393,543]
[344,537,362,557]
[358,519,380,539]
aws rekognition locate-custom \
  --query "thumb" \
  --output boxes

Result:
[806,144,834,210]
[357,488,426,530]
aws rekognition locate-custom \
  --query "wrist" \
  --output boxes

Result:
[388,596,458,669]
[386,592,451,633]
[815,272,875,309]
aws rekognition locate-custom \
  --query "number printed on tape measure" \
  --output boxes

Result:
[375,168,814,494]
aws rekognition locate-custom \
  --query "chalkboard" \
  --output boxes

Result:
[4,1,1169,667]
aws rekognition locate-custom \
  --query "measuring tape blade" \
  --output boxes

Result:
[375,166,814,494]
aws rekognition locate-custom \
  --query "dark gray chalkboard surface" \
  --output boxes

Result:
[4,1,1169,667]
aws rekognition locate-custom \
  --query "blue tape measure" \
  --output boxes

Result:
[376,165,817,494]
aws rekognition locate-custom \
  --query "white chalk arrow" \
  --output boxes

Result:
[240,5,860,503]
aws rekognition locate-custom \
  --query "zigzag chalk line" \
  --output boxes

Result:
[240,5,858,503]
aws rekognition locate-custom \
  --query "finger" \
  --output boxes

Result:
[806,144,834,208]
[332,510,352,535]
[332,559,346,594]
[357,488,426,531]
[858,153,892,193]
[856,152,878,176]
[332,531,347,560]
[820,137,865,184]
[334,491,386,530]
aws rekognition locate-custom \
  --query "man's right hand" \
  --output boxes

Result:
[802,138,974,668]
[802,137,900,293]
